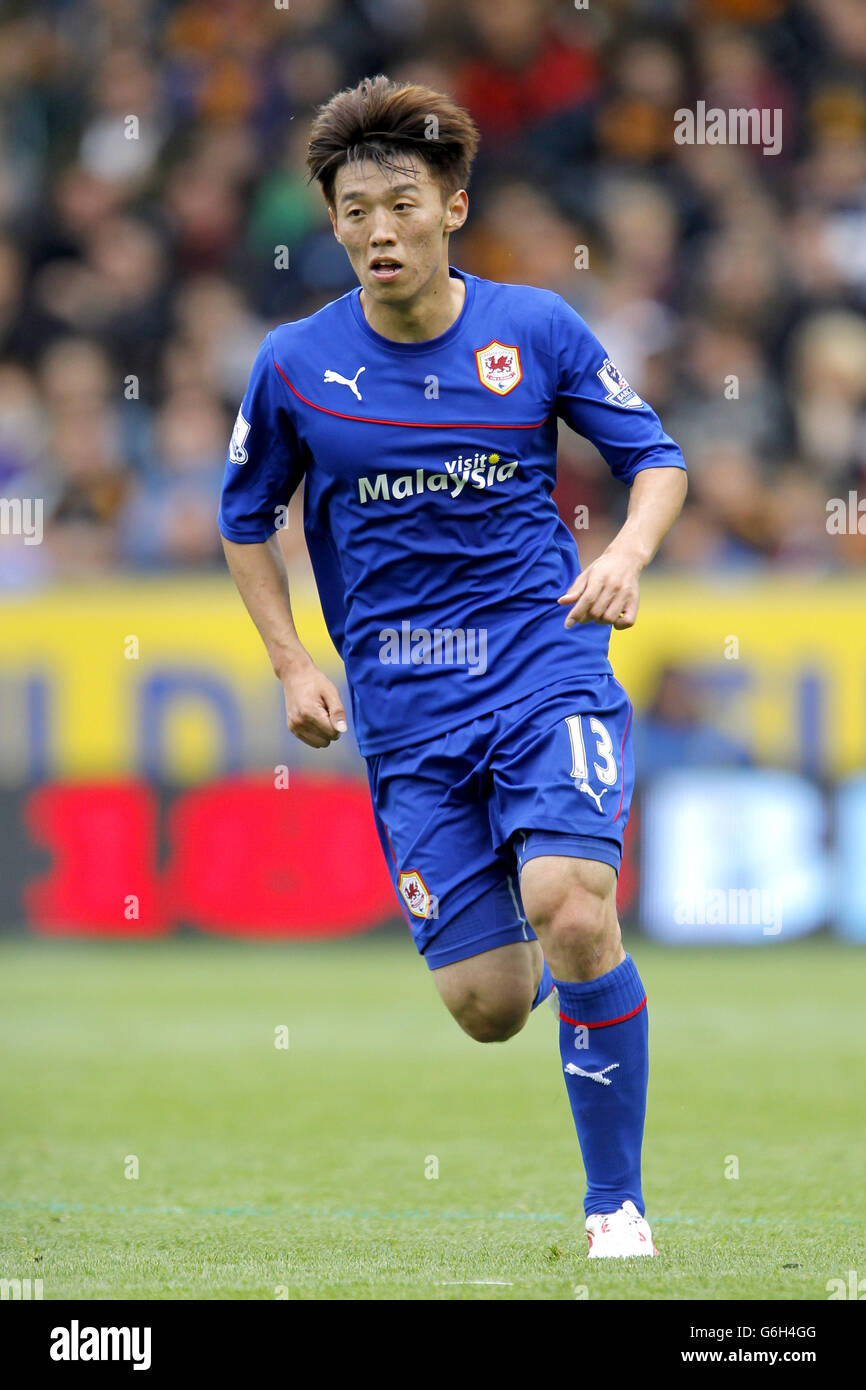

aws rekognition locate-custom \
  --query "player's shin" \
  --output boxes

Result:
[553,954,648,1217]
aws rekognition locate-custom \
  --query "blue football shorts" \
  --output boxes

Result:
[365,673,634,969]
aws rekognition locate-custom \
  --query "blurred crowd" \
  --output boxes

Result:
[0,0,865,587]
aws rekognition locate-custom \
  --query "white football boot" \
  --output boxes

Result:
[585,1200,657,1258]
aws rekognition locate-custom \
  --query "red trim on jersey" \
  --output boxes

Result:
[611,700,633,824]
[559,994,646,1028]
[273,361,547,430]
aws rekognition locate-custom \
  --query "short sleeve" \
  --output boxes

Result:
[218,332,306,542]
[552,296,686,486]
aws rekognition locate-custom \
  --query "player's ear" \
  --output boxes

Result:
[444,188,468,234]
[328,205,341,243]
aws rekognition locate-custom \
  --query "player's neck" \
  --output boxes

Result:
[359,265,465,343]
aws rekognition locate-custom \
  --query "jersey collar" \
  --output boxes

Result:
[348,267,475,355]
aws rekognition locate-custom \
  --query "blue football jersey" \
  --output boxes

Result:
[218,269,686,754]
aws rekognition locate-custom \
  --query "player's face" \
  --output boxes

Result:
[330,159,467,305]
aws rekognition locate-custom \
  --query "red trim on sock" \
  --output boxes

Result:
[559,994,647,1028]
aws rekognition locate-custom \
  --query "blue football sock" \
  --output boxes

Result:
[553,953,648,1217]
[530,958,554,1010]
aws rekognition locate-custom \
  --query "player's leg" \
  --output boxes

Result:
[490,675,654,1254]
[409,867,556,1039]
[518,853,624,981]
[365,727,555,1042]
[517,847,652,1252]
[430,938,543,1042]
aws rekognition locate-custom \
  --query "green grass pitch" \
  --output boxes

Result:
[0,935,863,1300]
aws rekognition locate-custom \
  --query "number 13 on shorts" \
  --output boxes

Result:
[565,713,618,786]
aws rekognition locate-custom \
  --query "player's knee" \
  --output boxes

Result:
[453,991,529,1044]
[525,879,610,955]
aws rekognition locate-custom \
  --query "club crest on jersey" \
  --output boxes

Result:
[398,869,432,919]
[475,341,522,395]
[596,358,643,409]
[230,407,250,464]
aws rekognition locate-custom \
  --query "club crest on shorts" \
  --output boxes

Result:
[596,358,643,408]
[398,869,432,918]
[475,341,522,395]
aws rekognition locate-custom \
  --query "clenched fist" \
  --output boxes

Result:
[282,662,348,748]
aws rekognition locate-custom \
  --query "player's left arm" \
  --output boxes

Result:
[550,294,688,630]
[559,465,687,629]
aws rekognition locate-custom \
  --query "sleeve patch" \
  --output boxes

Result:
[596,358,644,409]
[230,407,251,464]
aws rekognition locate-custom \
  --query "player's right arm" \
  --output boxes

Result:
[220,533,346,748]
[218,333,347,749]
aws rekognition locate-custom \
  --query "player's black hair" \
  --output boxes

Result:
[306,75,479,205]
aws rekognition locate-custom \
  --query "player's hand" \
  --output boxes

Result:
[558,550,641,630]
[281,663,348,748]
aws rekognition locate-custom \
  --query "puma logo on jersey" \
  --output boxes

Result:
[324,366,366,401]
[578,781,608,813]
[564,1062,620,1086]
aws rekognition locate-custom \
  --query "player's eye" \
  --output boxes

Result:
[393,202,413,211]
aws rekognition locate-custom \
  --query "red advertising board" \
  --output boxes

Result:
[21,776,396,937]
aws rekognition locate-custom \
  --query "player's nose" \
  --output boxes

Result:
[367,214,397,246]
